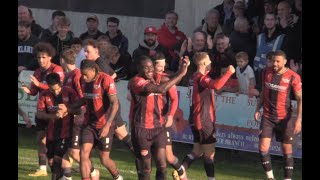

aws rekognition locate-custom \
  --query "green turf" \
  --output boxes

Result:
[18,126,302,180]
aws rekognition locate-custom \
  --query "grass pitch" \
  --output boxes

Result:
[18,126,301,180]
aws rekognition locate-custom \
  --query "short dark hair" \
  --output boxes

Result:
[70,37,82,46]
[83,38,98,48]
[46,73,60,86]
[136,55,151,71]
[61,48,77,65]
[266,51,275,60]
[33,42,56,57]
[107,17,119,25]
[153,52,166,64]
[235,51,249,61]
[80,59,99,72]
[274,50,287,59]
[52,10,65,19]
[165,10,179,19]
[18,21,31,28]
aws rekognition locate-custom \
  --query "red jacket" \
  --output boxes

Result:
[157,23,186,58]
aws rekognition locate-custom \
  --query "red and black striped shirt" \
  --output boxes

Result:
[129,75,164,129]
[29,63,64,96]
[63,68,83,98]
[262,68,302,121]
[82,72,117,129]
[37,87,79,140]
[192,70,233,130]
[155,73,178,117]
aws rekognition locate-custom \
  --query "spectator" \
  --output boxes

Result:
[210,33,236,80]
[251,0,276,35]
[157,11,187,66]
[253,13,287,72]
[70,37,86,69]
[132,26,171,70]
[194,8,223,46]
[105,17,129,53]
[18,5,43,38]
[223,1,247,35]
[79,14,104,40]
[18,21,39,73]
[277,0,302,67]
[107,45,136,81]
[97,35,112,63]
[214,0,235,25]
[229,17,256,67]
[40,10,66,42]
[48,16,74,65]
[83,39,116,79]
[235,51,257,97]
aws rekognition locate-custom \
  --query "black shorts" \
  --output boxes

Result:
[165,127,172,145]
[132,127,166,158]
[35,117,48,131]
[70,125,82,149]
[114,112,125,129]
[259,117,294,144]
[81,123,115,152]
[191,125,217,145]
[46,138,70,159]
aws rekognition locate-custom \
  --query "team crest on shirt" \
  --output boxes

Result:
[94,84,100,89]
[110,83,115,90]
[67,78,72,83]
[204,77,211,84]
[282,78,290,83]
[63,97,69,102]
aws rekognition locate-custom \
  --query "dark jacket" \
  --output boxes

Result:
[105,30,129,53]
[48,31,74,65]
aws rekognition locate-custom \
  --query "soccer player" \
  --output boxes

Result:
[21,42,64,177]
[153,52,188,180]
[84,39,136,158]
[129,55,189,179]
[36,72,80,180]
[181,52,235,180]
[59,48,100,180]
[254,50,302,180]
[65,59,123,180]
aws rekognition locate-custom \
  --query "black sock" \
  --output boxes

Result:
[171,157,184,176]
[204,156,215,178]
[284,154,294,179]
[182,152,198,170]
[122,134,135,154]
[260,151,272,172]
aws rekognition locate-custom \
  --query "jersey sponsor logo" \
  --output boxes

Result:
[176,36,181,40]
[265,82,287,92]
[63,97,69,102]
[94,84,101,89]
[83,93,99,99]
[204,77,211,84]
[282,78,290,83]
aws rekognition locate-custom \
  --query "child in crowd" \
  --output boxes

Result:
[235,51,258,97]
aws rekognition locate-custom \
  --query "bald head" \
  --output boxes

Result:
[277,1,292,19]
